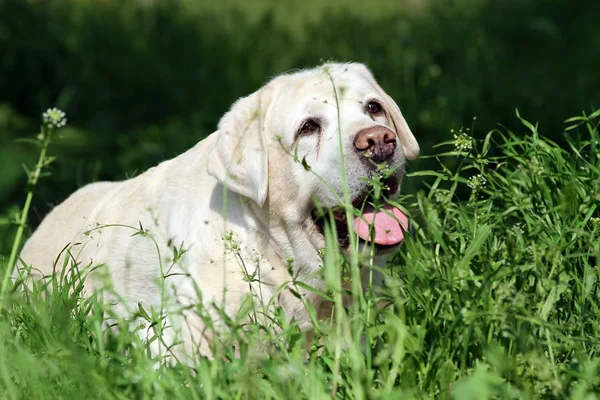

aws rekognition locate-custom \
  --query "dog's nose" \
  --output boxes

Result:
[353,126,397,163]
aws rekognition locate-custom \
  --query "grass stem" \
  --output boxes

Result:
[1,126,53,301]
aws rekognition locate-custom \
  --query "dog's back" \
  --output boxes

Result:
[17,181,120,279]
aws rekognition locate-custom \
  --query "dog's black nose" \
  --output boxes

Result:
[353,126,397,163]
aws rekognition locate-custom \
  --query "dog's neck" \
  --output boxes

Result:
[244,199,326,321]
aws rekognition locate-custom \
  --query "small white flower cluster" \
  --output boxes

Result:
[42,107,67,129]
[433,189,452,207]
[530,158,544,176]
[452,129,473,152]
[467,174,487,190]
[512,222,524,235]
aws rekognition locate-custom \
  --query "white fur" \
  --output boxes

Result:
[17,63,419,359]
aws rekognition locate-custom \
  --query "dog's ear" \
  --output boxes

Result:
[381,92,419,160]
[207,87,274,207]
[350,63,420,160]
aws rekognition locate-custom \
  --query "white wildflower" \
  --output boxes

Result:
[452,130,473,152]
[467,174,487,190]
[42,108,67,129]
[512,222,524,235]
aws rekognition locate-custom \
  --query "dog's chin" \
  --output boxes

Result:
[309,176,406,256]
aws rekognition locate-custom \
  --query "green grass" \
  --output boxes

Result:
[1,109,599,399]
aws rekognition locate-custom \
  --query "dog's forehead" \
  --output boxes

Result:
[278,69,377,108]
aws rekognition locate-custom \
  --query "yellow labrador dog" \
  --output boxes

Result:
[17,62,418,358]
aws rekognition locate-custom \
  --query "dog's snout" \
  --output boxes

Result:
[353,126,397,163]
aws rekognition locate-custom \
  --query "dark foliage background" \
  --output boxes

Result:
[0,0,599,255]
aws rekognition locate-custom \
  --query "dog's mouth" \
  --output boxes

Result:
[311,177,409,252]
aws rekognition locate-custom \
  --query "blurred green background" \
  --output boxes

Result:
[1,0,599,255]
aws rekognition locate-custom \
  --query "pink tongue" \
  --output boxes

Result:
[352,204,409,246]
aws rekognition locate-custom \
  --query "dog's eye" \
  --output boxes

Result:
[366,101,383,115]
[299,119,320,134]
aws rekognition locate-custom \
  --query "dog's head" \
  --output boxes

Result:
[208,63,419,254]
